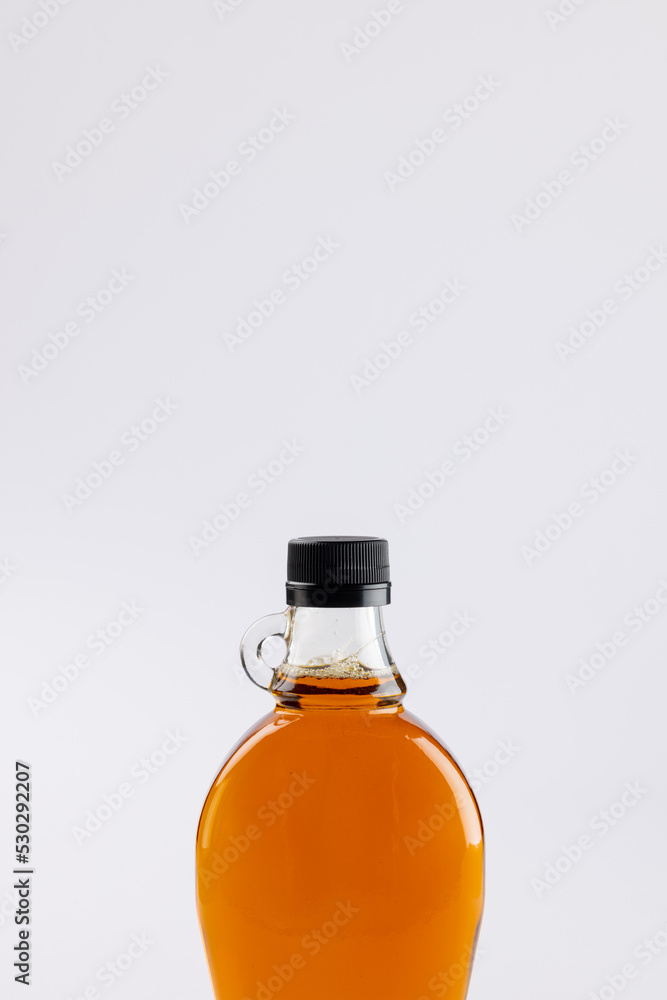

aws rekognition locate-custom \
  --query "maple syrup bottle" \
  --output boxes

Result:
[196,537,484,1000]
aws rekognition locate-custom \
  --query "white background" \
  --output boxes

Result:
[2,0,667,998]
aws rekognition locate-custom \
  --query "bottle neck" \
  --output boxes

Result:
[270,605,405,709]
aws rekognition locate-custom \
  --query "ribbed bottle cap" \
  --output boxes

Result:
[286,536,391,608]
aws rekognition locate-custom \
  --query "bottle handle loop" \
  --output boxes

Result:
[239,611,290,691]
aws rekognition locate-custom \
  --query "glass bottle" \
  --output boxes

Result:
[196,537,484,1000]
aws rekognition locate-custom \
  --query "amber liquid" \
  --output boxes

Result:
[197,673,484,1000]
